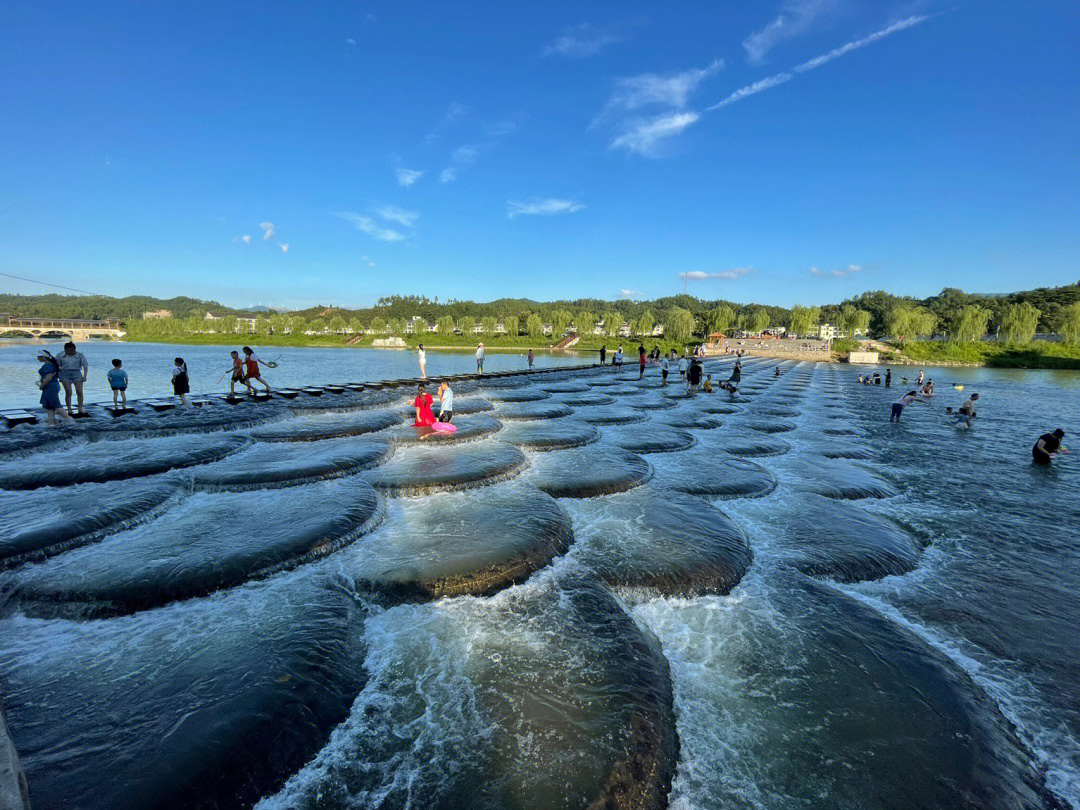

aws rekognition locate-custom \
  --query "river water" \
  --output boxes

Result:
[0,355,1077,809]
[0,341,587,409]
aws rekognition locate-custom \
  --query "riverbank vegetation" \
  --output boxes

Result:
[4,284,1080,367]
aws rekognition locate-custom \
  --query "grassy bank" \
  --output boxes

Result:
[896,340,1080,369]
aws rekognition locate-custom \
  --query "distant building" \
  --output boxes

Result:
[426,321,439,333]
[818,323,842,340]
[617,323,632,338]
[142,309,172,319]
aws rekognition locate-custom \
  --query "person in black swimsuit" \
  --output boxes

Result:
[1032,429,1066,464]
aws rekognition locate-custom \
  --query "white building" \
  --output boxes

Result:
[818,323,842,340]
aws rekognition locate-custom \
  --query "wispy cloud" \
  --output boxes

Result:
[241,234,251,244]
[345,38,356,46]
[395,168,423,187]
[438,143,484,183]
[611,112,700,156]
[602,59,723,115]
[484,113,527,137]
[542,23,621,58]
[259,222,275,240]
[335,212,407,242]
[619,289,641,299]
[363,255,376,268]
[506,198,585,219]
[710,15,929,110]
[743,0,840,64]
[598,60,722,156]
[810,263,863,277]
[426,102,467,143]
[377,204,419,228]
[678,267,753,281]
[279,243,289,254]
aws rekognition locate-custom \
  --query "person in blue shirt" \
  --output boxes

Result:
[437,381,454,422]
[107,359,129,407]
[36,350,72,426]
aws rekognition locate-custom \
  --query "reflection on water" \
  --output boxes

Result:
[0,356,1078,810]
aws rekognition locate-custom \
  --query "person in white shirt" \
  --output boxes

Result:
[437,381,454,422]
[678,356,688,381]
[890,390,922,423]
[661,356,670,386]
[418,344,427,379]
[57,341,89,414]
[475,343,485,374]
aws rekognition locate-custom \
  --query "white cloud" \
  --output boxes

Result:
[602,60,723,114]
[345,38,356,46]
[259,222,275,240]
[426,102,467,143]
[279,243,289,253]
[597,60,721,157]
[619,289,641,299]
[484,114,527,136]
[451,144,480,165]
[743,0,839,64]
[363,255,376,267]
[810,264,863,277]
[395,168,423,187]
[506,198,586,219]
[709,15,929,111]
[377,205,419,228]
[678,267,753,281]
[541,23,620,58]
[241,234,251,244]
[610,111,700,156]
[335,212,406,242]
[440,167,458,183]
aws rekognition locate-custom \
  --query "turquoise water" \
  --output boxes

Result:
[0,357,1077,809]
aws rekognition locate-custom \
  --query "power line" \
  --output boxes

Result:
[0,271,101,297]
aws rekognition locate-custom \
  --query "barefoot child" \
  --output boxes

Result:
[107,359,128,407]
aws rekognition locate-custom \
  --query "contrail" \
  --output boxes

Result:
[707,15,930,111]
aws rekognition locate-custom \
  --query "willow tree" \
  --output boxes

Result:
[456,316,476,336]
[707,304,736,336]
[788,305,820,337]
[503,314,520,337]
[749,307,770,335]
[634,310,655,338]
[853,309,872,336]
[665,307,697,343]
[1058,302,1080,346]
[551,309,573,336]
[953,306,990,343]
[370,316,386,334]
[839,304,858,337]
[525,313,544,337]
[575,310,595,335]
[910,307,937,339]
[885,307,914,340]
[436,315,455,334]
[999,302,1041,345]
[327,314,347,334]
[480,316,497,335]
[602,310,623,337]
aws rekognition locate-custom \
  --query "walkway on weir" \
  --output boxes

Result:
[0,316,126,341]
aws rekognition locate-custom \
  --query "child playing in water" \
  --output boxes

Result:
[703,374,714,393]
[227,350,251,395]
[107,359,128,407]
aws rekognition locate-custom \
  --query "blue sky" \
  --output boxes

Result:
[2,1,1078,309]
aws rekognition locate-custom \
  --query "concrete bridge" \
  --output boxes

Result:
[0,316,126,341]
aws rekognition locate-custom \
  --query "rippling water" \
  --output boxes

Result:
[0,341,586,409]
[0,357,1077,809]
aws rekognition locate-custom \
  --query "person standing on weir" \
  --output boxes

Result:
[57,341,88,415]
[476,342,485,374]
[599,345,607,366]
[418,344,427,379]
